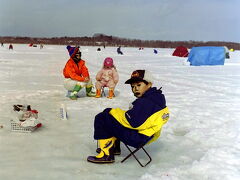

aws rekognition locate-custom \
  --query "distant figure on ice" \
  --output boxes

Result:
[1,42,3,47]
[87,70,169,164]
[40,44,44,49]
[117,46,123,55]
[95,57,119,99]
[63,45,96,100]
[9,44,13,50]
[154,49,158,54]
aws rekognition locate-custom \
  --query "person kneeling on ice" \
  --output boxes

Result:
[95,57,119,99]
[87,70,169,164]
[63,46,95,100]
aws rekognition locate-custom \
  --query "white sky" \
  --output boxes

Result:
[0,0,240,42]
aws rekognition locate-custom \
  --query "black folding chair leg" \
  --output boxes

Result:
[101,87,106,97]
[121,144,152,167]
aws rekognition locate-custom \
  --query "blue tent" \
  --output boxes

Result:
[188,46,225,66]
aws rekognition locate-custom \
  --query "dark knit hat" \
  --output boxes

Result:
[66,45,80,58]
[125,70,153,84]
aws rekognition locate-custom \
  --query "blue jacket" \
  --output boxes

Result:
[110,87,169,142]
[126,87,166,127]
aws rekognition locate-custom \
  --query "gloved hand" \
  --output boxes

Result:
[83,77,90,82]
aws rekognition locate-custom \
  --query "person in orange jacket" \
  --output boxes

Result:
[63,45,95,100]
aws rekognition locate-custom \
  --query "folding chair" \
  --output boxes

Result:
[101,86,115,97]
[121,137,153,167]
[101,86,106,97]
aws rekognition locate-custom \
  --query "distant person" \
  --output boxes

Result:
[9,44,13,50]
[95,57,119,99]
[87,70,169,164]
[40,44,44,49]
[63,45,95,100]
[1,42,3,47]
[117,46,123,55]
[154,49,158,54]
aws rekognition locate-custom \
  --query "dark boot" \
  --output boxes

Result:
[87,137,116,164]
[114,139,121,155]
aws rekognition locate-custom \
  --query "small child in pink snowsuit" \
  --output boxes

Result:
[95,57,119,99]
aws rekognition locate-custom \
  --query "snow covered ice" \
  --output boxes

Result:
[0,44,240,180]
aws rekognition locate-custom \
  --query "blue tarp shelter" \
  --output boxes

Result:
[188,46,225,66]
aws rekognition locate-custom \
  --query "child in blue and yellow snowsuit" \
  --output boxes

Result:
[87,70,169,164]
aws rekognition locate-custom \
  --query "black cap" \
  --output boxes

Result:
[125,70,153,84]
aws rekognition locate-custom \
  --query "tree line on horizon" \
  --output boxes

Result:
[0,34,240,50]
